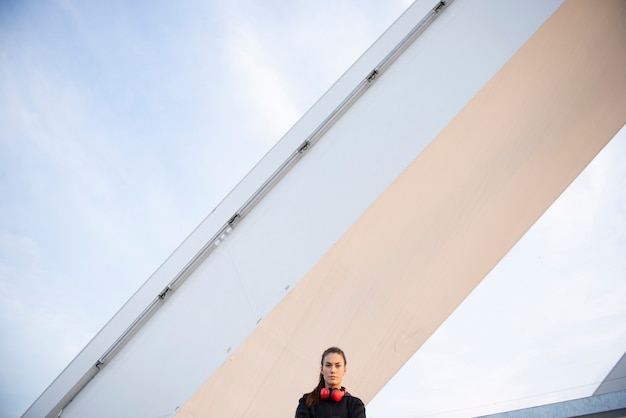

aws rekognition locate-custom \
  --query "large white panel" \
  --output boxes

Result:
[59,248,260,417]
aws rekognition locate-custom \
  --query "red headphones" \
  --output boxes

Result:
[320,387,345,402]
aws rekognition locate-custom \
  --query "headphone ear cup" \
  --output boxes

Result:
[331,388,345,402]
[320,387,330,400]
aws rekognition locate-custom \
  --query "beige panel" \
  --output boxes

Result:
[176,1,626,416]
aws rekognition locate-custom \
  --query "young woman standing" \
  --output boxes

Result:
[295,347,366,418]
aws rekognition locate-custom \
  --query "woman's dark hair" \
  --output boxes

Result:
[305,347,347,407]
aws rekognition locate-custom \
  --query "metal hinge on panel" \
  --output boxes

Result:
[228,212,241,227]
[366,68,379,83]
[434,1,446,13]
[298,140,311,153]
[158,286,173,300]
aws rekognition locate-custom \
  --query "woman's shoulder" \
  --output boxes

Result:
[345,392,364,402]
[348,395,363,403]
[295,394,312,417]
[345,393,366,415]
[297,393,310,404]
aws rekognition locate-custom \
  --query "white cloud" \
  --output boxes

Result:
[0,231,40,267]
[225,23,302,143]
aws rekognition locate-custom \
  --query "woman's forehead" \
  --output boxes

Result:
[323,353,344,363]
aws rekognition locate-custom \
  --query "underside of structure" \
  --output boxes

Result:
[24,1,626,417]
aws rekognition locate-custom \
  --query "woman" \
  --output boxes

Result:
[295,347,366,418]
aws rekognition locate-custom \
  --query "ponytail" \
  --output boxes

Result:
[305,373,325,407]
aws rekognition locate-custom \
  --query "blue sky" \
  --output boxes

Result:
[1,1,624,417]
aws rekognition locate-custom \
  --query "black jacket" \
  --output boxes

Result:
[295,393,366,418]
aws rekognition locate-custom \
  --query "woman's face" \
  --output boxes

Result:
[320,352,347,389]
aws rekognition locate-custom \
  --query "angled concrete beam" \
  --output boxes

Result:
[176,1,626,417]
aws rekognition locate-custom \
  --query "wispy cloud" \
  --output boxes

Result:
[225,23,302,144]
